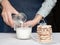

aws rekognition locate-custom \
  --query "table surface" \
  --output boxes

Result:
[0,33,60,45]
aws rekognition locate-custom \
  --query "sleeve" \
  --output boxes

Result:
[36,0,57,18]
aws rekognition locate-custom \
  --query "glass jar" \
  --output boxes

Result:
[37,25,52,43]
[12,13,32,39]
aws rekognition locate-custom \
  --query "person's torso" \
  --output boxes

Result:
[0,0,44,32]
[9,0,44,20]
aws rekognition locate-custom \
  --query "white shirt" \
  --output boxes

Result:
[37,0,57,18]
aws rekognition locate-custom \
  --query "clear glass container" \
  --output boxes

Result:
[12,13,32,39]
[37,19,52,43]
[37,25,52,43]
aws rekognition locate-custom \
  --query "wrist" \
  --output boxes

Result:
[33,14,43,24]
[1,0,9,8]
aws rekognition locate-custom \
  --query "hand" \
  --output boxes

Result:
[1,0,19,28]
[24,14,43,27]
[23,20,38,27]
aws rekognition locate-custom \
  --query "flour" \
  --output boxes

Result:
[16,27,32,39]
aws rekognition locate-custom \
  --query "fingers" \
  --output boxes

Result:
[2,9,14,28]
[2,8,19,28]
[2,9,10,26]
[7,12,14,28]
[1,1,19,28]
[8,9,19,28]
[23,21,33,27]
[23,22,30,27]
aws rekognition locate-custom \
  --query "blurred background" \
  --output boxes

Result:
[0,0,60,32]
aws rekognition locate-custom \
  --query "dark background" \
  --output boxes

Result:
[45,0,60,32]
[0,0,60,32]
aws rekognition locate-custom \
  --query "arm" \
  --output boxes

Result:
[36,0,57,18]
[24,0,57,27]
[32,0,57,26]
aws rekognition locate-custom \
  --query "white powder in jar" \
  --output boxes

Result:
[16,27,32,39]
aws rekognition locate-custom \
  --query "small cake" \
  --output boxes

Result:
[37,25,52,43]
